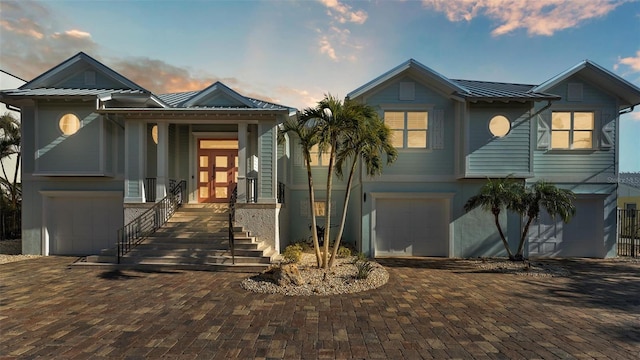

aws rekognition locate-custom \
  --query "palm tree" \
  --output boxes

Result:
[0,114,21,238]
[328,102,397,268]
[299,94,351,268]
[464,177,523,259]
[278,116,323,267]
[514,181,575,260]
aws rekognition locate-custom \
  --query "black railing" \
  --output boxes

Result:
[228,185,238,265]
[144,178,156,202]
[117,180,186,263]
[247,177,258,203]
[618,209,639,257]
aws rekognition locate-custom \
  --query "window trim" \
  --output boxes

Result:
[382,107,431,150]
[550,110,596,150]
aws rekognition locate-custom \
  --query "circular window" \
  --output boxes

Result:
[151,125,158,144]
[489,115,510,137]
[59,114,80,135]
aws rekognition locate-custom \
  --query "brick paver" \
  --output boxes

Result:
[1,257,639,359]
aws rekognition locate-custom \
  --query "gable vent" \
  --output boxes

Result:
[399,82,415,101]
[567,83,583,102]
[84,71,96,86]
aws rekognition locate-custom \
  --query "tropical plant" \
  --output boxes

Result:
[513,181,576,260]
[464,177,576,261]
[464,177,523,259]
[278,116,323,266]
[0,113,21,239]
[354,260,374,279]
[283,243,303,263]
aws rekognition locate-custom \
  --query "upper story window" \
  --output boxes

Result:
[308,144,331,166]
[551,111,594,149]
[384,111,428,149]
[59,113,80,135]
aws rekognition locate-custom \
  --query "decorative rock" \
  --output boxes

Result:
[261,263,304,286]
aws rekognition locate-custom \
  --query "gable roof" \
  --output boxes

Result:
[347,59,559,103]
[20,52,148,92]
[347,59,471,100]
[181,81,256,108]
[157,84,292,111]
[532,60,640,109]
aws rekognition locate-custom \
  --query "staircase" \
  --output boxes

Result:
[85,204,276,272]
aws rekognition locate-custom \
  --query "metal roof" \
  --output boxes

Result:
[0,88,147,97]
[452,80,560,101]
[156,91,291,111]
[157,91,199,107]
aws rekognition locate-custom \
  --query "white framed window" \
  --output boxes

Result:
[551,111,594,149]
[384,111,428,149]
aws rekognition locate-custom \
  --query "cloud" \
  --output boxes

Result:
[422,0,627,36]
[615,50,640,72]
[319,0,368,24]
[629,111,640,122]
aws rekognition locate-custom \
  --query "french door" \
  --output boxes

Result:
[197,140,238,203]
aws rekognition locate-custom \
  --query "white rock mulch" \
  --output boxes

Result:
[0,239,42,264]
[241,253,389,296]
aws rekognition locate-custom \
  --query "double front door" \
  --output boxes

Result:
[197,140,238,203]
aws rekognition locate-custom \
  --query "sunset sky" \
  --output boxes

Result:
[1,0,639,171]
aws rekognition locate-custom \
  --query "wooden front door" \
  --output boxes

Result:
[197,140,238,203]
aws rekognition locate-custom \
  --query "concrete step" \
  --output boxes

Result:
[121,254,273,265]
[126,246,270,258]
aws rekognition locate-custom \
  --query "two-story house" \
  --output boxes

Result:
[286,59,640,258]
[1,53,638,259]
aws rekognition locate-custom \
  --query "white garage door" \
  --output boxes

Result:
[44,193,123,255]
[528,197,604,257]
[374,197,449,257]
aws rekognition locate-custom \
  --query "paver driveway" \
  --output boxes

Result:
[1,257,639,359]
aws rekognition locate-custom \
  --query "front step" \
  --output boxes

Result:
[80,204,275,272]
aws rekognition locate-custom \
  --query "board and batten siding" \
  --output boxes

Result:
[364,76,456,177]
[533,77,618,182]
[258,122,275,200]
[466,104,531,176]
[57,69,128,89]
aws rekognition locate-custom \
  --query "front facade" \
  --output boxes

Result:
[0,53,291,256]
[2,54,639,258]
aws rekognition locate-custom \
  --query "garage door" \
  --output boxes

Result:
[374,197,449,257]
[44,193,123,255]
[528,197,604,257]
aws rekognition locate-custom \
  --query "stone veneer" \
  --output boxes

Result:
[235,203,283,254]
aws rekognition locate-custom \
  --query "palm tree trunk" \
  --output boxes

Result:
[516,216,534,259]
[328,158,358,268]
[305,156,322,267]
[493,213,514,259]
[323,149,336,269]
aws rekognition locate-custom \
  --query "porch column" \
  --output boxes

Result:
[237,123,248,203]
[124,120,145,203]
[155,121,169,201]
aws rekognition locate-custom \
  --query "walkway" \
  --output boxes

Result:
[1,257,638,359]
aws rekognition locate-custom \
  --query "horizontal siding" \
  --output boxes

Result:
[533,75,618,181]
[467,104,531,175]
[59,70,127,89]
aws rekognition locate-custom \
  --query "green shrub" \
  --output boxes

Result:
[293,240,311,252]
[352,252,367,263]
[337,246,352,258]
[354,260,374,279]
[283,243,303,263]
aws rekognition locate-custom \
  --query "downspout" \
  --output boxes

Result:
[618,105,635,115]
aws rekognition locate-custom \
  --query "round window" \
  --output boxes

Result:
[489,115,510,137]
[59,114,80,135]
[151,125,158,144]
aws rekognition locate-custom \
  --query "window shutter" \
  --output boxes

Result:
[600,112,615,149]
[432,109,444,149]
[536,113,550,149]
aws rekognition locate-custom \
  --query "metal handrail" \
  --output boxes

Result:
[117,180,186,263]
[228,185,238,264]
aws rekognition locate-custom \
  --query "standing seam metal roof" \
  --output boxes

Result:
[452,80,560,100]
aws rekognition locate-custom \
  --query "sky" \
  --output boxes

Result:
[0,0,639,171]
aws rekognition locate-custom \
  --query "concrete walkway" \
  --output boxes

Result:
[1,257,639,359]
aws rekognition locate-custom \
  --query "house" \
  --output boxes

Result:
[287,59,640,258]
[1,53,639,259]
[0,52,292,256]
[618,172,640,210]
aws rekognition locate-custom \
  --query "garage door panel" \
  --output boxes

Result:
[528,198,604,257]
[375,197,449,257]
[45,195,123,256]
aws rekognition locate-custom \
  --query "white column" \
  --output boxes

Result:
[237,123,248,203]
[155,122,169,201]
[124,120,145,203]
